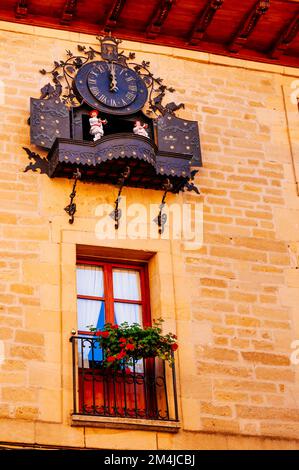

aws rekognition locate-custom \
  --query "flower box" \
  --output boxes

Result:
[89,319,178,370]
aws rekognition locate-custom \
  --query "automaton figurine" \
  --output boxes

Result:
[133,120,149,138]
[89,110,107,142]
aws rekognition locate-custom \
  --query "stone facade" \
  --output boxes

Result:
[0,21,299,449]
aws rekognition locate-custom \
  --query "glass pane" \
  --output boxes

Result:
[78,338,103,368]
[114,302,142,326]
[76,265,104,297]
[77,298,105,331]
[113,268,141,301]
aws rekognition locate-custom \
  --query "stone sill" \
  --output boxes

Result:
[71,414,180,433]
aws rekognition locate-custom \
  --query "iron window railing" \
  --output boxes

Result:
[70,335,179,421]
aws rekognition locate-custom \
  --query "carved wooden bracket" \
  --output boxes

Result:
[104,0,127,31]
[60,0,78,25]
[270,12,299,59]
[147,0,176,39]
[229,0,270,53]
[15,0,28,19]
[189,0,224,46]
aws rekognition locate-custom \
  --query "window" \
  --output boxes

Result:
[76,259,150,335]
[71,256,179,424]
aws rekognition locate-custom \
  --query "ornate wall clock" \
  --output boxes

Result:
[24,35,202,226]
[74,60,148,115]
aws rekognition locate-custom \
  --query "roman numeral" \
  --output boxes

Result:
[128,85,137,92]
[125,76,135,82]
[88,78,97,84]
[125,92,135,101]
[109,98,117,107]
[90,86,100,97]
[99,94,107,104]
[96,64,106,73]
[121,98,128,106]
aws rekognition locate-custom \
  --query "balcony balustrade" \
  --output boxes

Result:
[70,335,179,423]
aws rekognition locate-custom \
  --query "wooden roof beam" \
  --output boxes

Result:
[189,0,224,46]
[229,0,270,53]
[146,0,176,39]
[103,0,127,32]
[15,0,28,19]
[60,0,77,25]
[270,12,299,59]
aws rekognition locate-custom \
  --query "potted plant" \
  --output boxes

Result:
[89,318,178,370]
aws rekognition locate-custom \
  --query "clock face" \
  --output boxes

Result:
[74,61,148,116]
[87,62,138,108]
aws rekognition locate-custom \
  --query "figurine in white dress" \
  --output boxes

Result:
[133,120,149,138]
[89,110,107,142]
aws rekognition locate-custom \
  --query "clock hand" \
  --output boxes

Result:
[108,62,118,93]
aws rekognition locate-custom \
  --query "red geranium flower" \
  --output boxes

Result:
[119,337,126,343]
[126,343,135,351]
[99,331,110,338]
[116,351,126,360]
[171,343,178,351]
[111,324,119,329]
[107,356,116,362]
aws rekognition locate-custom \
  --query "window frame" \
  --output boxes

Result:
[76,258,151,335]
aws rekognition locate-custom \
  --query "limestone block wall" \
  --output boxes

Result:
[0,21,298,449]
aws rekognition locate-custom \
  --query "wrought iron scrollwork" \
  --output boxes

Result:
[39,81,62,100]
[38,35,183,116]
[184,180,200,194]
[39,48,96,106]
[153,172,200,234]
[110,166,131,229]
[23,147,49,174]
[183,169,200,194]
[154,178,173,234]
[174,169,200,195]
[183,180,200,195]
[64,168,81,224]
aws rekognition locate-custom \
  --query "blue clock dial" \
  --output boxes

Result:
[87,62,138,108]
[74,61,148,116]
